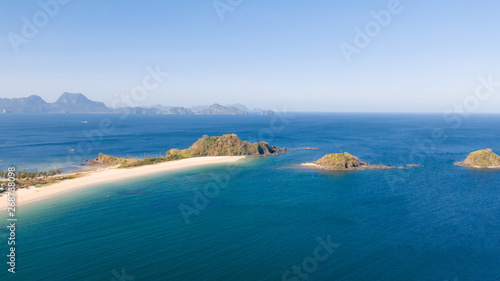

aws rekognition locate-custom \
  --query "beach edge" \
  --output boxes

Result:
[0,156,245,211]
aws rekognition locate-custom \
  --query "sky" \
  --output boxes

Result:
[1,0,500,112]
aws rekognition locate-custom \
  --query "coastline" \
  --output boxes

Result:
[454,161,500,169]
[0,156,245,211]
[301,162,403,171]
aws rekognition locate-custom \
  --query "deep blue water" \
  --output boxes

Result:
[0,113,499,280]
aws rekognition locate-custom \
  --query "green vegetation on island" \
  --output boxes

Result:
[306,152,400,171]
[97,153,140,166]
[0,169,66,191]
[97,134,286,168]
[315,152,361,169]
[1,134,286,190]
[0,169,64,179]
[455,149,500,169]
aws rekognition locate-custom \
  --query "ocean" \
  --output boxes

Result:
[0,113,499,280]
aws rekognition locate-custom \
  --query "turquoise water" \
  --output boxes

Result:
[0,113,499,280]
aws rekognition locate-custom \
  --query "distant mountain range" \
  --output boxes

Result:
[0,93,274,115]
[0,93,109,113]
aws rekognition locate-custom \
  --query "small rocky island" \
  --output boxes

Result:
[96,134,286,168]
[303,152,400,171]
[455,149,500,169]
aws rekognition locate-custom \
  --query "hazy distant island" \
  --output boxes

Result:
[303,152,402,171]
[455,149,500,169]
[161,107,193,115]
[0,93,275,115]
[193,103,246,115]
[259,110,274,115]
[0,92,109,113]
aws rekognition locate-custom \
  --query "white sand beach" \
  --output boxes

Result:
[0,156,245,211]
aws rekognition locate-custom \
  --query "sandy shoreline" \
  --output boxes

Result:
[0,156,245,211]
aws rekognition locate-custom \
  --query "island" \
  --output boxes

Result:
[0,134,286,210]
[455,149,500,169]
[161,107,193,115]
[196,104,248,115]
[95,134,286,168]
[302,152,400,171]
[0,93,275,115]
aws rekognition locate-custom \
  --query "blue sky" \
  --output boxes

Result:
[1,0,499,112]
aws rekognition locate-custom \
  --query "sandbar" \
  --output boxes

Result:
[0,156,245,211]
